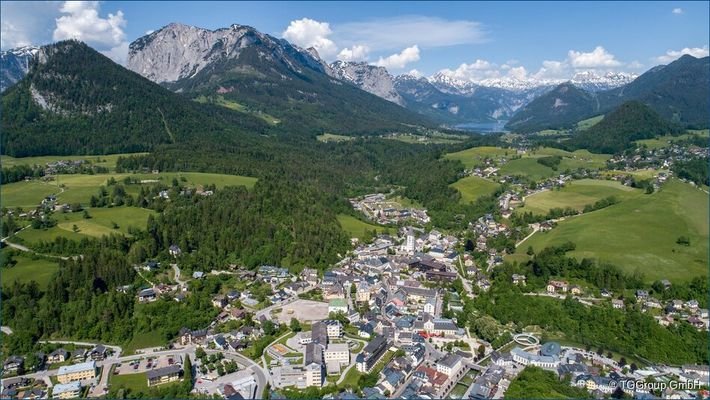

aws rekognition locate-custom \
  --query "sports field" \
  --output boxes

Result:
[451,176,500,204]
[518,179,642,215]
[525,179,708,282]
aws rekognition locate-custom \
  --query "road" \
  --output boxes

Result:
[515,225,539,248]
[523,292,598,307]
[456,256,476,299]
[172,263,187,287]
[334,336,367,386]
[205,349,267,398]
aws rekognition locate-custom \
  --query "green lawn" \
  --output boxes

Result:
[451,176,500,204]
[1,153,147,172]
[123,331,166,355]
[525,179,708,282]
[1,181,59,208]
[195,95,280,125]
[110,372,149,393]
[16,206,156,244]
[337,214,383,240]
[317,133,355,143]
[2,172,257,209]
[637,132,709,149]
[517,179,642,215]
[576,115,604,130]
[499,158,558,181]
[444,146,513,169]
[1,250,59,289]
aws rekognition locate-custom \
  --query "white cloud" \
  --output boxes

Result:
[627,60,644,69]
[672,8,683,14]
[437,59,502,81]
[407,69,424,78]
[568,46,622,68]
[655,45,709,63]
[507,66,528,80]
[374,45,420,69]
[282,18,337,59]
[0,1,62,49]
[532,60,569,80]
[51,1,128,64]
[337,44,369,62]
[333,16,486,52]
[54,2,126,47]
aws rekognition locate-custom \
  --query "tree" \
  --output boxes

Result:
[619,357,627,367]
[477,344,486,360]
[526,246,534,256]
[183,355,193,391]
[262,320,276,336]
[289,318,302,333]
[72,224,79,233]
[82,210,91,219]
[630,363,638,372]
[195,347,206,360]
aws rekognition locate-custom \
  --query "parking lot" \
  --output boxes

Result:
[272,300,329,323]
[113,354,181,375]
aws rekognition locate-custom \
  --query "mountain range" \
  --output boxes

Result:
[507,54,709,132]
[1,21,707,144]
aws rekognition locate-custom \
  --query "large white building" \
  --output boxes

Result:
[404,228,416,253]
[324,343,350,366]
[511,347,559,369]
[437,353,463,376]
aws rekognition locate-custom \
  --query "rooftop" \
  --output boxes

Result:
[58,361,95,375]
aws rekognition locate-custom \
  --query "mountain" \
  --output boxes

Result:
[127,23,430,136]
[507,55,709,132]
[1,46,38,92]
[568,71,637,92]
[504,82,601,133]
[603,55,709,128]
[1,40,267,157]
[327,60,404,106]
[571,101,683,153]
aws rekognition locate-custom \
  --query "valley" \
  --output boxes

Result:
[0,8,708,400]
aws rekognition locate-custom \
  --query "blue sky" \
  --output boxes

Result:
[2,1,708,80]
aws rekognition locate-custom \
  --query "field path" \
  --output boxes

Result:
[515,225,540,248]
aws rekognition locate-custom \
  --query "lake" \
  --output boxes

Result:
[454,120,509,134]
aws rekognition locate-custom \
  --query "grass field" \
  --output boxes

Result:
[1,181,59,208]
[499,158,558,181]
[451,176,500,204]
[1,250,59,289]
[576,115,604,130]
[2,172,257,209]
[16,206,156,244]
[110,372,150,393]
[444,146,514,169]
[525,179,708,282]
[195,95,280,125]
[317,133,355,143]
[1,152,147,172]
[602,169,668,180]
[337,214,383,240]
[123,331,166,355]
[388,195,423,208]
[636,132,708,150]
[517,179,642,215]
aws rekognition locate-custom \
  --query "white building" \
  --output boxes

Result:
[511,347,559,369]
[52,382,82,399]
[437,353,463,376]
[324,343,350,366]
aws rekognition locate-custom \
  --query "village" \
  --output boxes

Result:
[2,211,708,399]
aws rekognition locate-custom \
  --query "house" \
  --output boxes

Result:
[52,382,82,399]
[436,353,463,376]
[635,290,649,301]
[168,244,182,257]
[328,299,348,315]
[3,356,24,375]
[600,289,612,298]
[89,344,107,361]
[57,361,96,383]
[147,365,182,386]
[546,280,568,294]
[511,347,559,369]
[511,274,526,286]
[356,335,389,373]
[324,343,350,366]
[612,299,625,309]
[569,285,581,295]
[72,349,88,361]
[192,271,205,279]
[138,288,157,302]
[178,328,207,345]
[682,364,709,377]
[212,295,228,308]
[213,335,228,350]
[48,349,69,364]
[423,298,436,314]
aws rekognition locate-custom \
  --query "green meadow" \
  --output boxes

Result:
[525,179,708,282]
[337,214,384,240]
[518,179,642,215]
[451,176,500,204]
[1,250,60,289]
[444,146,514,169]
